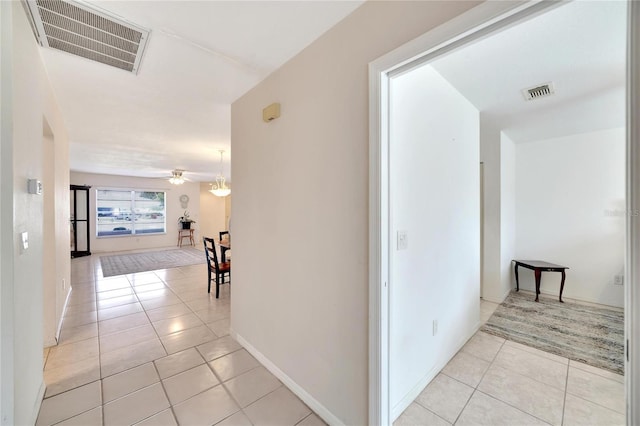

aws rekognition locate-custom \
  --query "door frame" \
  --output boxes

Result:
[626,0,639,421]
[368,1,639,424]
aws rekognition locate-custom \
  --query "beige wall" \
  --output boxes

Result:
[70,172,201,253]
[2,2,71,423]
[198,183,228,243]
[231,1,480,424]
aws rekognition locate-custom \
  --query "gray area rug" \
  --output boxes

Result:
[100,248,205,277]
[481,291,624,375]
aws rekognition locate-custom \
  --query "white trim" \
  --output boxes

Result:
[626,1,639,424]
[54,287,72,344]
[390,324,479,419]
[232,331,344,426]
[368,1,600,424]
[0,1,15,424]
[367,57,389,426]
[28,381,45,426]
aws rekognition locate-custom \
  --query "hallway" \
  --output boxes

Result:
[35,251,625,425]
[37,251,324,425]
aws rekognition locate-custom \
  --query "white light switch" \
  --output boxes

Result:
[397,230,408,250]
[21,232,29,250]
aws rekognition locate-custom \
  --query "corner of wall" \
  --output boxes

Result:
[233,332,345,426]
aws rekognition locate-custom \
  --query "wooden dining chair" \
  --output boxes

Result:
[219,230,229,241]
[203,237,231,298]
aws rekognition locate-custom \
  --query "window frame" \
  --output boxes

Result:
[95,188,167,238]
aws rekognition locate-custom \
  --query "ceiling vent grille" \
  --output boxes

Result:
[522,82,555,101]
[23,0,150,74]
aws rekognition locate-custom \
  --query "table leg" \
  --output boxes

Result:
[534,268,541,302]
[514,263,520,291]
[559,269,566,303]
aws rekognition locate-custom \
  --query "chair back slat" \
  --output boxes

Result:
[203,235,230,297]
[203,237,220,268]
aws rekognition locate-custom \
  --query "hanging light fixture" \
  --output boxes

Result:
[169,169,185,185]
[210,150,231,197]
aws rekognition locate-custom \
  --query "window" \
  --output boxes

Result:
[96,189,166,237]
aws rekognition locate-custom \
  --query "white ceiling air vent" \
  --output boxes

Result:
[23,0,150,74]
[522,82,555,101]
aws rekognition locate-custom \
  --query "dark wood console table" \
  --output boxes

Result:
[513,260,569,303]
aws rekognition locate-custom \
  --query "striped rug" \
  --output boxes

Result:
[100,248,205,277]
[481,291,624,375]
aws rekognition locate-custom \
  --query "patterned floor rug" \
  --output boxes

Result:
[481,291,624,375]
[100,248,205,277]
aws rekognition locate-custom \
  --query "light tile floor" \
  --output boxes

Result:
[37,250,325,426]
[39,252,625,426]
[395,299,626,426]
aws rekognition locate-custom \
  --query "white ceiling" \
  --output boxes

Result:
[38,0,364,182]
[39,1,626,184]
[431,0,626,143]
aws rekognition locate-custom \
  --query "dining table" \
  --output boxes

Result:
[219,239,231,263]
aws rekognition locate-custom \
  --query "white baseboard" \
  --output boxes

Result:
[501,286,512,302]
[390,364,439,420]
[56,286,72,343]
[390,323,479,421]
[232,331,344,426]
[29,380,46,425]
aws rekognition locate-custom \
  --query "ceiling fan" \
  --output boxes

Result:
[168,169,187,185]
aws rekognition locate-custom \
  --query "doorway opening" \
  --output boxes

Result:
[369,1,638,424]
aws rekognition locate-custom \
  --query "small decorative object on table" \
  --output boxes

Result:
[178,210,196,229]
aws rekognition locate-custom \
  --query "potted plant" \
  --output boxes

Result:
[178,210,196,229]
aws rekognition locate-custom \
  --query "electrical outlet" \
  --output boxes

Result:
[433,320,438,336]
[614,275,624,286]
[397,231,408,250]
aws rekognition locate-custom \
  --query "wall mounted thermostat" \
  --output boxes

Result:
[28,179,43,195]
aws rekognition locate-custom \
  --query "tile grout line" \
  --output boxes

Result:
[563,375,627,415]
[411,398,452,425]
[561,361,570,426]
[473,390,554,426]
[39,273,101,424]
[151,359,180,426]
[96,268,114,425]
[476,336,559,425]
[107,267,230,423]
[58,261,246,425]
[449,338,506,425]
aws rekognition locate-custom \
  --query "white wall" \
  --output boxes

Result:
[480,117,505,302]
[0,2,12,422]
[389,65,480,417]
[42,128,57,348]
[2,2,71,423]
[231,1,480,424]
[515,127,625,307]
[70,172,201,253]
[198,183,227,243]
[500,133,516,297]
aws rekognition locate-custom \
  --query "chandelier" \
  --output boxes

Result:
[169,169,185,185]
[210,150,231,197]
